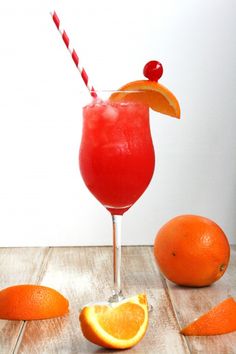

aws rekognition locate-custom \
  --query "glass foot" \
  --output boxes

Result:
[108,290,125,303]
[80,294,153,313]
[148,303,153,313]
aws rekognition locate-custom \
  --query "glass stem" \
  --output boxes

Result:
[109,214,124,303]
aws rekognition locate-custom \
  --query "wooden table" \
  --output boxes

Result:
[0,246,236,353]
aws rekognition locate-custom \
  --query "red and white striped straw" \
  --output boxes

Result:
[50,11,97,99]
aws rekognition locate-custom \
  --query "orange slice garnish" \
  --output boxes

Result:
[79,293,148,349]
[109,80,180,118]
[181,297,236,336]
[0,285,69,320]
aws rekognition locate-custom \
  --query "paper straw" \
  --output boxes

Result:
[50,11,97,99]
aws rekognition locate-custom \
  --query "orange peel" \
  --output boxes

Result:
[0,285,69,320]
[181,297,236,336]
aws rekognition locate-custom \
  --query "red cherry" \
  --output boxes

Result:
[143,60,163,81]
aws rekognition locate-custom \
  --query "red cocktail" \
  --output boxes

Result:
[79,100,155,215]
[79,99,155,301]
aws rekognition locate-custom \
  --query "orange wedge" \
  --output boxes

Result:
[79,294,148,349]
[181,297,236,336]
[0,285,69,320]
[109,80,180,118]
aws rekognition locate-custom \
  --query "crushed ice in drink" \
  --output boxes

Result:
[102,106,119,120]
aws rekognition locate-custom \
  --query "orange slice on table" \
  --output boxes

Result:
[0,284,69,320]
[181,297,236,336]
[79,293,148,349]
[109,80,180,118]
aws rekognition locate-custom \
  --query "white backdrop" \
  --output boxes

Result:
[0,0,235,246]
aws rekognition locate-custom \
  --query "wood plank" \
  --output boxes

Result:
[0,248,50,354]
[16,246,190,354]
[166,245,236,353]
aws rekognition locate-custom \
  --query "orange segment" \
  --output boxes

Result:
[109,80,180,118]
[181,297,236,336]
[0,285,69,320]
[79,294,148,349]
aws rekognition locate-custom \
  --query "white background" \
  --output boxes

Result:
[0,0,235,246]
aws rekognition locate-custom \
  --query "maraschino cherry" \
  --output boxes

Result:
[143,60,163,82]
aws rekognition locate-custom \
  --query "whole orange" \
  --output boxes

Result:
[154,215,230,287]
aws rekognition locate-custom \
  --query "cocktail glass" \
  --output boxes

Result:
[79,96,155,302]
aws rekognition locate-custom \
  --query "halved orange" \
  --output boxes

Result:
[181,297,236,336]
[0,285,69,320]
[79,294,148,349]
[109,80,180,118]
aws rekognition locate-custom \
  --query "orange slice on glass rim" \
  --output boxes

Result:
[109,80,180,118]
[79,293,148,349]
[181,297,236,336]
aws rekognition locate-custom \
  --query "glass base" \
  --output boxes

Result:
[148,303,153,313]
[108,290,125,303]
[80,293,153,314]
[108,291,153,312]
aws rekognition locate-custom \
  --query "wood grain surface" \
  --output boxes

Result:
[0,246,235,354]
